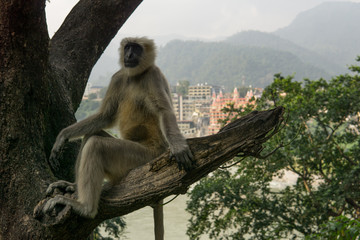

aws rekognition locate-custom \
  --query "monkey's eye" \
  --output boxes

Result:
[124,43,143,55]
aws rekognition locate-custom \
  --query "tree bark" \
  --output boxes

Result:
[0,0,283,239]
[0,0,142,239]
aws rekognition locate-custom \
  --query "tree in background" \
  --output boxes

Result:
[75,99,101,121]
[88,93,98,100]
[99,87,108,99]
[176,79,190,95]
[187,58,360,239]
[237,86,253,98]
[306,215,360,239]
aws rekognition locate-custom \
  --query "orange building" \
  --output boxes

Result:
[208,88,254,135]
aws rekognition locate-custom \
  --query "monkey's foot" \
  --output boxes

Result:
[42,195,97,219]
[46,180,76,196]
[33,195,72,225]
[43,195,67,215]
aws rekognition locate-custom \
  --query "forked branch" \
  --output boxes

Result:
[34,106,284,239]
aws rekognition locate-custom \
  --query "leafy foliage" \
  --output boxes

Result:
[88,93,98,100]
[99,87,108,99]
[306,216,360,240]
[176,80,190,95]
[187,58,360,239]
[75,99,101,121]
[91,217,126,240]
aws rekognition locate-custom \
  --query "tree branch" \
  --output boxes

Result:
[49,0,143,108]
[33,107,284,239]
[345,198,360,211]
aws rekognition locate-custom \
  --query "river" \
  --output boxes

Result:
[123,194,208,240]
[105,170,298,239]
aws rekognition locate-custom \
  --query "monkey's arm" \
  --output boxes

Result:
[49,113,115,170]
[52,113,112,145]
[49,77,121,170]
[151,69,195,171]
[159,108,195,172]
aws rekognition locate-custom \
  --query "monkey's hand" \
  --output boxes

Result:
[46,180,76,196]
[49,134,68,171]
[170,145,195,172]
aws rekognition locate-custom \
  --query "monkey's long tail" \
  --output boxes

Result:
[153,200,164,240]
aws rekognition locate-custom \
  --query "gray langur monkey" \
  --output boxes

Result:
[43,37,195,240]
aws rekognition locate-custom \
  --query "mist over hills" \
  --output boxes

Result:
[89,1,360,89]
[225,31,344,76]
[275,1,360,68]
[157,40,329,89]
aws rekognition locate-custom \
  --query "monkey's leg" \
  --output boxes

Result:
[93,136,155,181]
[44,136,155,218]
[44,136,108,218]
[153,200,164,240]
[46,131,113,196]
[75,130,115,182]
[44,131,119,218]
[75,136,154,217]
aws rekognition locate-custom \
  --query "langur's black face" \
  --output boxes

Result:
[124,42,143,68]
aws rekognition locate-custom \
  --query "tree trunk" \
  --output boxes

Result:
[0,0,284,239]
[0,0,142,239]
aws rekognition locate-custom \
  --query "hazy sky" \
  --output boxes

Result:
[46,0,360,40]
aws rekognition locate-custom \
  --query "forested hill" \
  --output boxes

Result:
[225,31,343,76]
[156,40,329,89]
[275,1,360,68]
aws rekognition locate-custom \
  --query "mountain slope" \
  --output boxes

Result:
[157,40,329,89]
[275,2,360,67]
[226,30,343,75]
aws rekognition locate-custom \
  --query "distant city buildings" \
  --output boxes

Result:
[177,121,197,138]
[82,82,262,137]
[172,83,262,137]
[83,83,103,100]
[208,88,256,135]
